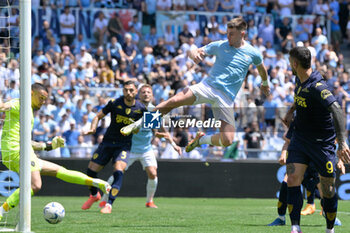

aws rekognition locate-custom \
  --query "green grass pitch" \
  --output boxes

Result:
[1,197,350,233]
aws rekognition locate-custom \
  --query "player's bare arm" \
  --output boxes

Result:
[282,103,296,127]
[189,47,206,64]
[328,101,350,163]
[279,140,289,165]
[256,63,270,96]
[0,102,12,112]
[85,111,105,135]
[155,131,182,156]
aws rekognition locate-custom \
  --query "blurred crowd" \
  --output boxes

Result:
[0,0,350,160]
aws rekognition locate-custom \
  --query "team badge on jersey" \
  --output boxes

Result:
[125,108,131,115]
[93,153,99,159]
[143,110,161,129]
[321,89,332,100]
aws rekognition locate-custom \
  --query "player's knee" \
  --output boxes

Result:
[286,174,301,187]
[31,182,42,193]
[321,184,336,198]
[146,167,157,179]
[221,136,233,147]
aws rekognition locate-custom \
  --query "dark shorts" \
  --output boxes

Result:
[265,119,275,127]
[287,137,336,177]
[302,162,320,190]
[91,142,130,166]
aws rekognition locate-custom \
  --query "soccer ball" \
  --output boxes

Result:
[43,202,65,224]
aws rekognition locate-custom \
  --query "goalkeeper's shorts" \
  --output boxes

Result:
[2,148,41,173]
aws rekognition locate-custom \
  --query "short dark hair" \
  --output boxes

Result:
[32,83,48,93]
[123,80,137,88]
[227,17,247,31]
[289,47,311,69]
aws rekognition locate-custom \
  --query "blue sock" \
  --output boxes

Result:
[278,181,288,216]
[87,168,98,196]
[323,195,338,229]
[287,186,303,226]
[108,170,124,205]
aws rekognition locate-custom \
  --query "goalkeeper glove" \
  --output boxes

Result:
[45,137,65,151]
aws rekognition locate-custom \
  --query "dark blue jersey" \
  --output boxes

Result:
[293,71,336,143]
[286,119,295,140]
[102,97,146,146]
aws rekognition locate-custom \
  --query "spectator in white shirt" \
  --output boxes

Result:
[59,6,75,46]
[93,12,108,47]
[157,0,172,10]
[186,15,200,37]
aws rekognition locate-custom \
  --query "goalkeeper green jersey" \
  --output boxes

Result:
[1,99,34,153]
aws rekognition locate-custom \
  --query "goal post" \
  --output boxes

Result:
[18,0,31,232]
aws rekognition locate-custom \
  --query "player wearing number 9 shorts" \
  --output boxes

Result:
[284,47,350,233]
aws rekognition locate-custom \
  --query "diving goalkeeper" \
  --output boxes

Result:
[0,83,111,220]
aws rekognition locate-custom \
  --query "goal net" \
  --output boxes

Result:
[0,0,31,232]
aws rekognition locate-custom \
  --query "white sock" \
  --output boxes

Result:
[0,206,7,215]
[291,225,301,232]
[146,177,158,203]
[101,175,114,201]
[199,135,212,145]
[326,228,334,233]
[135,118,143,129]
[278,215,285,221]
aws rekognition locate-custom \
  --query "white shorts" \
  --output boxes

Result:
[189,81,235,127]
[126,150,157,170]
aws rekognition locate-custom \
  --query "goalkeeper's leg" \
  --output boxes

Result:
[40,160,111,194]
[0,171,39,220]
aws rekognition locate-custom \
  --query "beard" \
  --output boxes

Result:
[291,67,297,76]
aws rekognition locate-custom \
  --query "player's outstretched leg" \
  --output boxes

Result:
[56,168,111,194]
[0,188,34,221]
[185,131,205,152]
[146,177,158,208]
[268,181,287,226]
[120,118,142,136]
[99,175,114,208]
[101,170,124,214]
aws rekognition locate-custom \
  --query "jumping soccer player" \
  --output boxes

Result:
[99,84,182,209]
[0,83,111,220]
[283,47,350,233]
[81,80,146,214]
[120,17,270,152]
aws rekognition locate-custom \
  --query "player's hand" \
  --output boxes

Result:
[155,132,170,140]
[337,159,346,175]
[337,141,350,164]
[279,151,287,165]
[173,145,182,156]
[191,49,205,64]
[52,136,65,149]
[260,85,270,96]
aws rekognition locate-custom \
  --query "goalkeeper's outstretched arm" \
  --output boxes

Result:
[31,137,65,151]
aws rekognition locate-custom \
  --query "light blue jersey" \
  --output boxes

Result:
[203,40,263,101]
[130,103,155,154]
